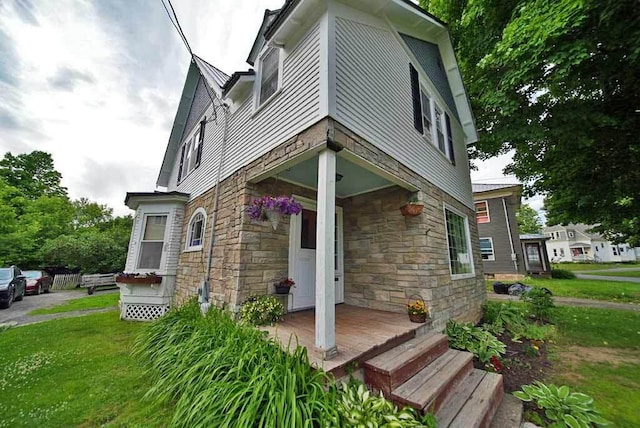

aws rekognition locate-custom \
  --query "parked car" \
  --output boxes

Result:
[0,266,26,309]
[24,270,53,295]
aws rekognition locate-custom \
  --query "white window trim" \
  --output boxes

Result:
[253,46,283,114]
[419,86,451,161]
[443,204,475,279]
[475,200,490,224]
[177,124,204,183]
[184,207,207,252]
[136,213,169,272]
[479,237,495,261]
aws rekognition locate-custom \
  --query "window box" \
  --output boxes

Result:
[115,275,162,285]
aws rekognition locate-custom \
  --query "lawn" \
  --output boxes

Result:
[550,306,640,428]
[0,311,171,427]
[29,292,120,315]
[552,262,638,271]
[485,277,640,303]
[582,270,640,278]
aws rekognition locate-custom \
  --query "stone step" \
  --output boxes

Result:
[448,371,504,428]
[390,349,474,413]
[363,333,449,396]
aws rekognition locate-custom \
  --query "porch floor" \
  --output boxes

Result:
[262,304,427,375]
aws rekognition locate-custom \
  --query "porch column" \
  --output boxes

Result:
[315,148,337,359]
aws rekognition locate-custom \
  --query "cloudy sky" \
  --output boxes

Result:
[0,0,538,217]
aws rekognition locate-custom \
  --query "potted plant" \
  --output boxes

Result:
[115,272,162,285]
[246,195,303,230]
[274,277,295,294]
[400,196,425,217]
[407,296,428,323]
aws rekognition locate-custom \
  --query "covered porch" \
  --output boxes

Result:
[261,304,429,376]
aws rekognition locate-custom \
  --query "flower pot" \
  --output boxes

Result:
[408,313,427,323]
[400,203,424,217]
[115,275,162,285]
[275,285,290,294]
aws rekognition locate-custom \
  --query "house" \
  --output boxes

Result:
[472,183,551,278]
[544,224,638,263]
[120,1,509,423]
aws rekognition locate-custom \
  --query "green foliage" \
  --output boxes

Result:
[239,295,284,326]
[419,0,640,245]
[336,382,436,427]
[445,319,506,364]
[513,381,610,427]
[521,287,555,321]
[0,151,67,199]
[552,269,577,279]
[517,204,542,234]
[483,302,527,335]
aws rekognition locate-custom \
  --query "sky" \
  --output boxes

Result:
[0,0,541,218]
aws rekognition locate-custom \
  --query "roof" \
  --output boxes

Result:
[472,183,521,193]
[125,191,190,210]
[543,223,604,240]
[193,55,230,89]
[247,8,281,66]
[569,242,591,248]
[519,234,549,241]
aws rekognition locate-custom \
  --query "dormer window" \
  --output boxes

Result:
[258,47,280,105]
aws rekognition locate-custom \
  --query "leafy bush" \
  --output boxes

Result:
[445,320,506,364]
[483,303,527,335]
[336,382,436,427]
[239,294,284,326]
[552,269,577,279]
[514,381,610,427]
[521,287,555,321]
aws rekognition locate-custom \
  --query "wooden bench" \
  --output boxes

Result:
[80,273,118,294]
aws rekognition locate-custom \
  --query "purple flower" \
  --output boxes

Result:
[246,195,303,220]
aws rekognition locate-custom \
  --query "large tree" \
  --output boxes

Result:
[0,151,67,199]
[517,204,542,234]
[420,0,640,244]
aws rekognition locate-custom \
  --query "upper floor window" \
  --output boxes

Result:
[445,207,474,277]
[475,201,490,224]
[177,119,206,183]
[186,208,207,251]
[258,48,280,106]
[568,231,574,238]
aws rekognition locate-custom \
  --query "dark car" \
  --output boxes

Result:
[0,266,26,309]
[24,270,53,295]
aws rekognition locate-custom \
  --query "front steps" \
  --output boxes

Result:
[363,333,503,428]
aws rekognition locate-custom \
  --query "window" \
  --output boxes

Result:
[613,247,618,256]
[475,201,490,223]
[560,248,565,257]
[553,249,558,257]
[177,119,206,183]
[420,91,433,141]
[138,215,167,270]
[479,238,495,261]
[186,208,206,251]
[568,231,574,238]
[445,208,473,276]
[258,48,280,105]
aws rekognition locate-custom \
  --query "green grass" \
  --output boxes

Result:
[486,277,640,303]
[29,292,120,315]
[552,262,639,271]
[0,311,171,427]
[582,270,640,278]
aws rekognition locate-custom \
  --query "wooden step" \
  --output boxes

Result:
[448,372,504,428]
[390,349,473,413]
[363,333,449,395]
[436,369,487,427]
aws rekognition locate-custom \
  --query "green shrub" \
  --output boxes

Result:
[514,381,610,427]
[239,294,284,326]
[445,320,506,364]
[521,287,555,321]
[483,303,527,335]
[552,268,577,279]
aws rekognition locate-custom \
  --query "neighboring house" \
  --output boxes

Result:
[544,224,638,263]
[472,183,551,278]
[121,0,485,357]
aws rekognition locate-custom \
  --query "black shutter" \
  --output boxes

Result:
[410,64,423,134]
[195,117,206,168]
[177,144,186,183]
[445,113,455,165]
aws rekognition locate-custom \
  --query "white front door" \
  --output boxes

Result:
[289,198,344,310]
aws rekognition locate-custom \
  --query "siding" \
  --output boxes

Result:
[333,15,474,208]
[181,76,212,142]
[167,24,322,199]
[477,196,525,274]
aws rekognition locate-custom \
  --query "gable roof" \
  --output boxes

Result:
[246,8,281,66]
[472,183,521,194]
[193,55,230,96]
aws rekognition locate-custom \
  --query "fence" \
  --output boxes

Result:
[51,273,82,290]
[80,273,117,289]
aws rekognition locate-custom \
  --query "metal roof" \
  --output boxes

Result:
[193,55,230,89]
[519,234,549,241]
[472,183,521,193]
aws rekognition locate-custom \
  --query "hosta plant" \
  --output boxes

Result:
[445,320,506,364]
[513,382,610,428]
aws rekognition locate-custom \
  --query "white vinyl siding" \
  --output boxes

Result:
[168,24,321,199]
[333,15,473,208]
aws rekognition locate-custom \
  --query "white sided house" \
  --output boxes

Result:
[123,0,485,344]
[544,224,638,263]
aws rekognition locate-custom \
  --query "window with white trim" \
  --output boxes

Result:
[186,208,206,251]
[137,215,167,270]
[258,47,280,105]
[475,201,490,224]
[445,207,474,276]
[177,119,206,183]
[479,238,495,261]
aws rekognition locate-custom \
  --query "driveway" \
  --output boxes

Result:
[0,289,119,326]
[574,267,640,283]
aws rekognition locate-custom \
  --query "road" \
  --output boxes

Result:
[0,289,119,326]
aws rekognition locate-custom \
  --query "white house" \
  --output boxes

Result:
[544,224,638,263]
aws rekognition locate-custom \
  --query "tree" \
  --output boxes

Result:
[517,204,542,234]
[73,197,113,229]
[419,0,640,245]
[0,151,67,199]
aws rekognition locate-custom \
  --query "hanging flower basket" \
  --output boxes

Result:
[400,202,424,217]
[274,277,295,294]
[407,294,428,323]
[247,195,303,230]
